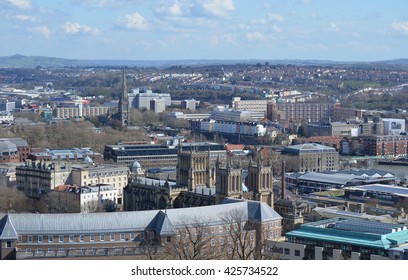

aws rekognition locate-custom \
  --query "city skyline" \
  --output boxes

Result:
[0,0,407,62]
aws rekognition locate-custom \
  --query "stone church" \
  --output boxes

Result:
[123,144,274,211]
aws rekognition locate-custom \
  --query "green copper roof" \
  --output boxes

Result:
[286,218,408,249]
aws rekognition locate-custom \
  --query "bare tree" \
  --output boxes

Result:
[220,208,257,260]
[43,191,81,213]
[163,216,224,260]
[220,208,279,260]
[0,187,31,212]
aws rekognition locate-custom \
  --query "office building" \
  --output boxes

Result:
[281,143,339,172]
[0,140,19,163]
[277,218,408,260]
[129,88,171,110]
[0,100,15,112]
[103,142,226,167]
[0,111,13,123]
[383,118,406,135]
[267,101,334,124]
[150,98,166,113]
[0,199,282,260]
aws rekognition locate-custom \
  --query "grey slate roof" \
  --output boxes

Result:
[148,211,176,235]
[298,172,359,185]
[0,215,18,240]
[1,200,281,236]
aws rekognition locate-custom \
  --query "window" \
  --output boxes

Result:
[120,233,125,241]
[6,241,12,248]
[69,235,74,242]
[130,233,135,240]
[90,234,95,242]
[100,234,105,242]
[79,235,84,242]
[166,236,171,243]
[211,226,215,234]
[211,238,215,246]
[18,235,22,242]
[38,235,43,243]
[110,234,115,241]
[219,237,224,245]
[219,226,223,233]
[48,235,53,242]
[295,250,300,257]
[59,235,64,242]
[28,235,33,243]
[284,248,290,255]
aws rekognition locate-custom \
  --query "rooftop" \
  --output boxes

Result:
[344,184,408,198]
[282,143,337,154]
[0,200,281,237]
[286,217,408,249]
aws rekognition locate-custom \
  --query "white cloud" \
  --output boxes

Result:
[222,33,238,46]
[392,21,408,35]
[200,0,235,18]
[271,25,282,33]
[120,12,149,30]
[30,26,51,39]
[268,13,284,22]
[330,22,340,32]
[70,0,142,9]
[13,14,35,21]
[246,31,269,42]
[155,1,183,17]
[63,22,100,35]
[6,0,31,9]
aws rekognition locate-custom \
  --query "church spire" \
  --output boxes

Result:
[118,68,129,126]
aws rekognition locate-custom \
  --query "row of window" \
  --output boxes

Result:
[24,232,139,243]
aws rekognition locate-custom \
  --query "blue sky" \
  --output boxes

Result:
[0,0,407,61]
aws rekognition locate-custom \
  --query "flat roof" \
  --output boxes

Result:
[282,143,336,154]
[286,218,408,249]
[298,172,360,185]
[344,184,408,197]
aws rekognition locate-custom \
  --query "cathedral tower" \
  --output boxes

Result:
[247,155,274,207]
[215,157,243,204]
[176,146,213,192]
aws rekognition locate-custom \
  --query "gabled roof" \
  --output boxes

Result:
[246,201,282,222]
[0,215,18,240]
[148,211,175,236]
[4,200,281,236]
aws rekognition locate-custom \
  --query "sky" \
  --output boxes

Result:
[0,0,407,61]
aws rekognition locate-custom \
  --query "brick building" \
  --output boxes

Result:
[340,135,408,157]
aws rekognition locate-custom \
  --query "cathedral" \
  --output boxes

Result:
[123,145,274,211]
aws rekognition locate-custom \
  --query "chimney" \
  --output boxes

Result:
[281,160,285,200]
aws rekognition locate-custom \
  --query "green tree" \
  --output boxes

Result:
[297,124,307,138]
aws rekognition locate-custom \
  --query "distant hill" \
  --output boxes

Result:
[0,54,407,69]
[0,54,82,68]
